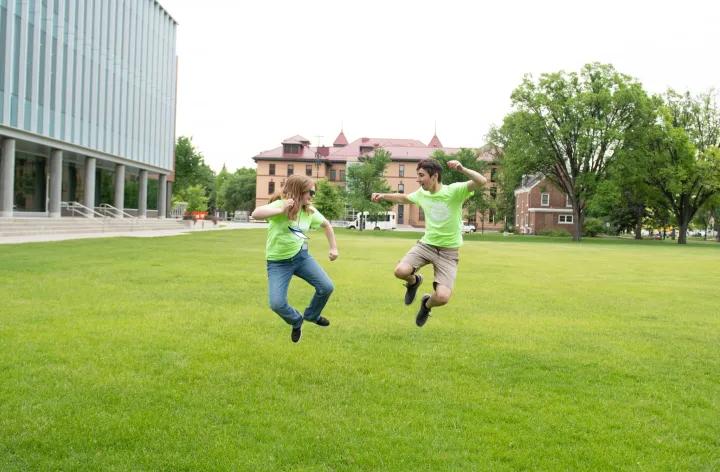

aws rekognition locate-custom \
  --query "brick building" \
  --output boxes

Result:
[252,130,502,228]
[514,174,574,234]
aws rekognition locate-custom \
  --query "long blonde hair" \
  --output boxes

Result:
[268,174,315,220]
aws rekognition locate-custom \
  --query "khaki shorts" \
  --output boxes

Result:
[399,241,459,289]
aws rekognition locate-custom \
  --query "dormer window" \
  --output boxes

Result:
[541,193,550,206]
[283,144,301,154]
[359,145,374,154]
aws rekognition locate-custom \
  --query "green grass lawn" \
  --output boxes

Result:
[1,229,719,470]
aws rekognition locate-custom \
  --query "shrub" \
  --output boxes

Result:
[537,229,572,237]
[583,217,606,237]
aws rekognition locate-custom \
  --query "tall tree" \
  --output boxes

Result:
[312,178,346,220]
[218,168,256,212]
[346,149,392,230]
[645,90,720,244]
[490,63,652,240]
[174,136,215,196]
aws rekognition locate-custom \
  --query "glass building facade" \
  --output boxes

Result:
[0,0,177,217]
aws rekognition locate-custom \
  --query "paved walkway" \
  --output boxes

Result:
[0,221,271,245]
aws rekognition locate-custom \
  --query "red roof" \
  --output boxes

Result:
[254,145,322,160]
[253,133,483,163]
[428,134,443,148]
[327,137,427,161]
[282,135,310,145]
[333,131,348,146]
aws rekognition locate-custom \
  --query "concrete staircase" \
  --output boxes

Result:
[0,217,187,237]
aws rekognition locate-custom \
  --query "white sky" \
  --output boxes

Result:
[158,0,719,173]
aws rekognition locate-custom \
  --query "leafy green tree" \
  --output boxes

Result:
[491,63,652,240]
[346,149,392,230]
[587,150,662,238]
[176,184,208,213]
[644,90,720,244]
[694,194,720,240]
[218,168,256,212]
[212,164,231,210]
[174,136,215,198]
[312,178,346,220]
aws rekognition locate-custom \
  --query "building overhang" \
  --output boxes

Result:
[1,125,172,175]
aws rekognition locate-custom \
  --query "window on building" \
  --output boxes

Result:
[306,165,313,176]
[541,193,550,206]
[339,170,345,181]
[398,183,404,193]
[399,164,405,177]
[490,187,497,199]
[287,164,294,176]
[268,181,275,194]
[490,167,497,183]
[329,169,337,181]
[269,164,275,175]
[566,194,572,207]
[559,214,573,224]
[283,144,301,154]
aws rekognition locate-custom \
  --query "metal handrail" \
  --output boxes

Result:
[61,201,107,218]
[97,203,137,219]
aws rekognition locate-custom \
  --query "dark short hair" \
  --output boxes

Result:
[417,159,442,181]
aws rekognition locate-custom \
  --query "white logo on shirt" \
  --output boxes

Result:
[429,202,450,221]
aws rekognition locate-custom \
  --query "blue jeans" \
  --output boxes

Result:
[266,249,334,328]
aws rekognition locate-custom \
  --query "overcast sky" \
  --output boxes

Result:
[158,0,719,172]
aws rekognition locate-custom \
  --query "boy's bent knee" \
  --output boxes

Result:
[394,263,414,279]
[433,286,452,305]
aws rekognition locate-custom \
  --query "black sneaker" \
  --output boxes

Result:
[291,325,302,343]
[310,316,330,327]
[415,294,432,327]
[404,274,423,305]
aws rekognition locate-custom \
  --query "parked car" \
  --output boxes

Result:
[462,223,476,233]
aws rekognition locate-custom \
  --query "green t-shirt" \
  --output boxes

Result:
[265,199,326,260]
[407,181,474,248]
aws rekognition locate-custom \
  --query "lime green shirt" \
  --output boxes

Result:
[265,200,326,260]
[407,182,474,248]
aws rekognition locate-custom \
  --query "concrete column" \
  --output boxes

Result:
[0,138,16,217]
[113,164,125,217]
[166,181,173,217]
[158,173,167,218]
[49,150,63,218]
[83,157,96,217]
[138,169,148,218]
